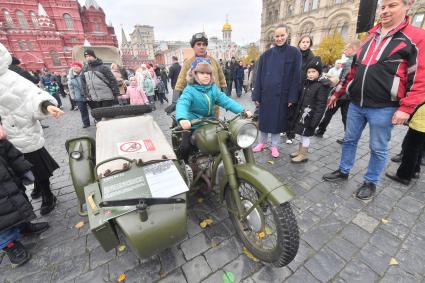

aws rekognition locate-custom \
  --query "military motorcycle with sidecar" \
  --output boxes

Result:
[65,105,299,266]
[171,113,299,266]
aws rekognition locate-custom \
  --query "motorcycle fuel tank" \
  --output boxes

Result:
[192,124,221,155]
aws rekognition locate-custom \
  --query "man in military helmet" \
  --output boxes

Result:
[165,32,227,114]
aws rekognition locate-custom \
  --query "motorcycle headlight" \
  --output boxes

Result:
[229,119,258,149]
[70,151,82,160]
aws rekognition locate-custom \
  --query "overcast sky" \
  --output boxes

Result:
[78,0,262,45]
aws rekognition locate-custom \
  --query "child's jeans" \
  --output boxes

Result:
[52,93,62,108]
[148,96,156,110]
[158,92,169,104]
[0,227,20,250]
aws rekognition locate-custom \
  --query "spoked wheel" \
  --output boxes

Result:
[225,179,299,267]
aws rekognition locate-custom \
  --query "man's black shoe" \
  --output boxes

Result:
[3,241,31,268]
[385,172,410,185]
[30,187,41,199]
[355,182,376,200]
[21,222,49,235]
[413,172,420,179]
[314,130,324,138]
[41,124,49,129]
[391,152,403,163]
[83,124,90,128]
[323,169,349,181]
[336,138,344,144]
[40,195,57,215]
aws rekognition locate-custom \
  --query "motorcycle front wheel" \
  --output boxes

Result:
[225,179,299,267]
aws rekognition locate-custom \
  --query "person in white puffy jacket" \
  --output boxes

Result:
[0,43,63,215]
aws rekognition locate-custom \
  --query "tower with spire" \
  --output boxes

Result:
[222,15,232,46]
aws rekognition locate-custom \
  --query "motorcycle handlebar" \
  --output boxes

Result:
[172,113,248,132]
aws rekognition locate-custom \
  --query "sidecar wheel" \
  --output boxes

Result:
[225,180,299,267]
[91,104,152,120]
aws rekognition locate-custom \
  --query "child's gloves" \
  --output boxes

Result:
[21,171,35,186]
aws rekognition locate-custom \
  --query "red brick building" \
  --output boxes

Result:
[0,0,117,72]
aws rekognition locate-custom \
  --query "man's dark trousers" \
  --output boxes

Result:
[317,99,350,134]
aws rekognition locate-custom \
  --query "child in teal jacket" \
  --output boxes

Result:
[176,58,251,161]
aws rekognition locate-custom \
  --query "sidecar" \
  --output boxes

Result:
[65,105,188,259]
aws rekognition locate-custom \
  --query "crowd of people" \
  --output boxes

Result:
[0,0,423,269]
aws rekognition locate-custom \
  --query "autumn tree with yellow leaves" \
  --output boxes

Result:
[315,33,346,66]
[242,45,260,65]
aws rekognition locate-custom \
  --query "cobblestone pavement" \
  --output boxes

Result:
[1,90,424,283]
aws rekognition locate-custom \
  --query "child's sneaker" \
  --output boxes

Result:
[286,139,293,144]
[3,241,31,268]
[253,143,266,152]
[271,147,279,158]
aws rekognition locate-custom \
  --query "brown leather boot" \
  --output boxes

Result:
[290,143,302,158]
[291,147,309,163]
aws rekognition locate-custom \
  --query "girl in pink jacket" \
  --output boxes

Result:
[123,76,149,105]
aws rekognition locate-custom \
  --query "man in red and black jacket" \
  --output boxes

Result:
[323,0,425,200]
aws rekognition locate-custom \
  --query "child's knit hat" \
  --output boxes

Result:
[306,57,323,75]
[190,57,212,74]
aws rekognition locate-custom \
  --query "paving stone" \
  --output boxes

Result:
[180,233,210,260]
[18,270,54,283]
[291,196,314,212]
[74,263,109,282]
[204,237,240,271]
[157,268,188,283]
[318,213,345,235]
[352,212,380,233]
[380,219,411,240]
[201,270,226,283]
[285,266,320,283]
[42,236,87,264]
[132,256,162,283]
[388,207,418,228]
[411,219,425,238]
[307,202,333,219]
[240,277,256,283]
[203,218,234,246]
[334,205,357,224]
[381,266,423,283]
[364,204,390,220]
[338,259,379,283]
[182,256,212,283]
[51,253,90,282]
[302,226,331,251]
[250,265,292,283]
[326,236,359,261]
[396,196,423,216]
[222,254,262,283]
[340,223,371,248]
[0,253,52,282]
[89,244,116,270]
[296,210,321,233]
[401,232,425,256]
[158,246,186,276]
[107,250,141,280]
[304,247,345,282]
[369,228,401,255]
[395,248,425,276]
[287,240,316,272]
[359,244,391,276]
[86,233,101,252]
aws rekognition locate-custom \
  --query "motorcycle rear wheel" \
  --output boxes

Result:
[225,179,299,267]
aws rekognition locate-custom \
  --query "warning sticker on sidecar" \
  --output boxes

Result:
[117,140,155,154]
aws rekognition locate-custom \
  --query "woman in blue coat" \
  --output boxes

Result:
[252,25,302,158]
